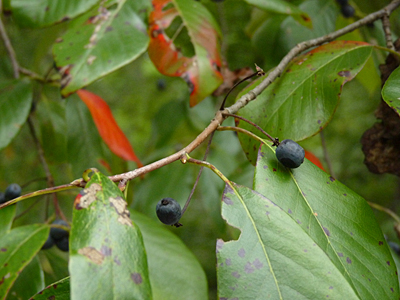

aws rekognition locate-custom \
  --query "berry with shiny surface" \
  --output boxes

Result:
[276,139,305,168]
[156,198,182,225]
[4,183,21,201]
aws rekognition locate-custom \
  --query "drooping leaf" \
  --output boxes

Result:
[30,277,70,300]
[0,80,32,150]
[244,0,312,28]
[130,210,208,300]
[10,0,99,28]
[70,170,152,299]
[0,224,49,300]
[382,66,400,116]
[238,41,372,164]
[148,0,223,107]
[53,0,150,96]
[8,256,44,300]
[253,143,399,299]
[66,94,107,178]
[76,89,143,167]
[217,182,359,299]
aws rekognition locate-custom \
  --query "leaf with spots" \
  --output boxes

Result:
[0,224,49,300]
[30,277,70,300]
[10,0,99,28]
[218,182,359,299]
[237,40,372,164]
[382,65,400,116]
[252,143,399,299]
[53,0,150,96]
[70,170,151,299]
[148,0,223,107]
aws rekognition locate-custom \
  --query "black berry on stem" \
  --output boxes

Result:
[275,139,305,168]
[156,198,182,226]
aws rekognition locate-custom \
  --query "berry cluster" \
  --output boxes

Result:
[42,219,69,252]
[336,0,355,18]
[156,198,182,226]
[0,183,22,204]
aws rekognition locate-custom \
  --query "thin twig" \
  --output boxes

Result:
[0,2,19,79]
[368,201,400,224]
[27,116,67,221]
[1,0,400,208]
[381,13,395,51]
[217,125,267,146]
[222,113,278,145]
[181,131,215,215]
[320,130,335,177]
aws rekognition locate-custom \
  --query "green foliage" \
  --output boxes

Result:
[1,0,400,299]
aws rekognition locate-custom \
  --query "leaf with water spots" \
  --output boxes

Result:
[382,65,400,116]
[237,40,372,164]
[70,170,151,299]
[252,143,399,299]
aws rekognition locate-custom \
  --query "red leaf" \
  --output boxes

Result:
[305,150,325,171]
[76,89,143,167]
[148,0,223,107]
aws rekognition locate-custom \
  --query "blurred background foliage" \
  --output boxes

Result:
[1,0,400,298]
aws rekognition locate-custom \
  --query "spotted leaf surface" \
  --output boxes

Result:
[30,277,70,300]
[382,65,400,116]
[148,0,223,107]
[237,40,372,164]
[70,171,151,299]
[0,224,49,300]
[253,143,399,299]
[53,0,150,96]
[10,0,99,28]
[218,183,359,299]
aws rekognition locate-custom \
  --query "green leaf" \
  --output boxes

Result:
[253,143,399,299]
[10,0,99,28]
[130,210,208,300]
[53,0,150,96]
[244,0,312,28]
[238,41,372,164]
[0,224,49,300]
[0,80,32,150]
[218,182,359,299]
[8,256,45,300]
[0,206,16,236]
[30,277,70,300]
[382,66,400,116]
[70,171,152,300]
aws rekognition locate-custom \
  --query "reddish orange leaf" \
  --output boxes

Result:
[148,0,223,107]
[76,89,143,167]
[305,150,325,171]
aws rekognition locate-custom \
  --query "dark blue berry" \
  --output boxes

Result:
[4,183,21,201]
[0,192,5,204]
[156,198,182,225]
[275,139,305,168]
[41,235,55,250]
[50,219,69,240]
[55,236,69,252]
[341,4,355,18]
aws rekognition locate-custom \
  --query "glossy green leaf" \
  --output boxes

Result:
[238,41,372,164]
[0,206,16,236]
[244,0,312,28]
[0,80,32,150]
[382,66,400,116]
[53,0,150,96]
[253,143,399,299]
[70,171,152,300]
[0,224,49,300]
[10,0,99,28]
[8,256,44,300]
[30,277,70,300]
[218,182,359,299]
[130,210,208,300]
